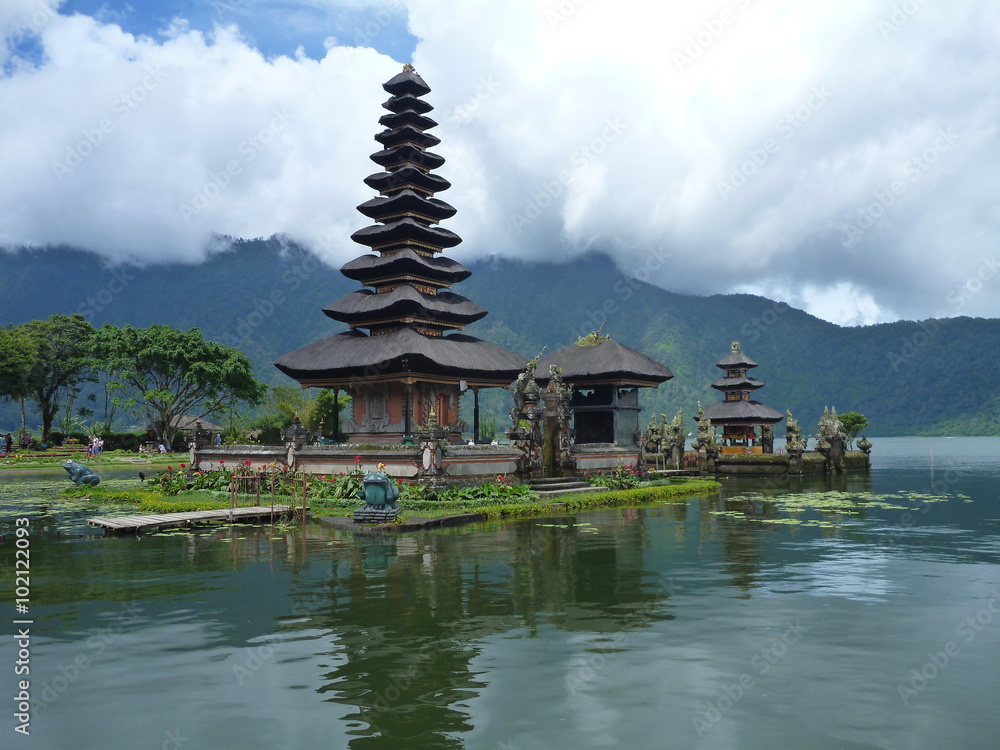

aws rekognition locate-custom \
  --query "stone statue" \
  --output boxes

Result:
[761,424,774,454]
[353,463,401,523]
[785,410,806,451]
[815,406,847,472]
[62,459,101,487]
[666,408,685,468]
[359,467,400,508]
[693,407,716,451]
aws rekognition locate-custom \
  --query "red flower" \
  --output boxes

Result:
[354,455,363,463]
[180,463,186,469]
[167,465,172,471]
[244,458,251,466]
[219,459,225,464]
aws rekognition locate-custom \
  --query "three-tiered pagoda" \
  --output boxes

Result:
[702,341,783,453]
[275,65,527,443]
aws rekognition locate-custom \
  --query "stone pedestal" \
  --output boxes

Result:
[787,447,804,475]
[353,505,401,523]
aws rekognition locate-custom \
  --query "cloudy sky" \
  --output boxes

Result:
[1,0,998,326]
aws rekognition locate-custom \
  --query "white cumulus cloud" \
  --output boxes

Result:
[1,0,999,325]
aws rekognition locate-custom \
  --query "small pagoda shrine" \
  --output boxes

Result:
[275,65,527,443]
[702,341,783,453]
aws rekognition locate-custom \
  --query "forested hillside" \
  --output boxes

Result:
[2,239,997,436]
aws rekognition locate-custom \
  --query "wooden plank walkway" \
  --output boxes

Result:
[88,505,293,534]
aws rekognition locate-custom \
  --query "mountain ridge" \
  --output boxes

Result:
[1,239,997,436]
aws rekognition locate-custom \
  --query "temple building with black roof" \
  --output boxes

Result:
[275,65,527,444]
[537,335,673,446]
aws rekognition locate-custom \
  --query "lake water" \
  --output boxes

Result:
[2,437,999,749]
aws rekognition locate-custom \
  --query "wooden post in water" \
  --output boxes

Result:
[228,470,236,521]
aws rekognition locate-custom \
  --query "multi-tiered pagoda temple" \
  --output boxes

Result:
[702,341,783,453]
[275,65,527,443]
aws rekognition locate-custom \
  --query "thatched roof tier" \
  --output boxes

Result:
[711,376,765,391]
[703,400,784,425]
[716,350,759,370]
[364,167,451,195]
[341,250,471,286]
[381,93,433,114]
[350,217,461,250]
[536,339,673,387]
[323,286,486,329]
[357,190,456,223]
[383,67,431,97]
[370,145,445,172]
[374,125,441,150]
[275,328,527,387]
[378,110,438,131]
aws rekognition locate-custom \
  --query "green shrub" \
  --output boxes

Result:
[584,462,647,490]
[63,485,229,513]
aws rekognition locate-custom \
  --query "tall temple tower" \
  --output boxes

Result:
[703,341,783,453]
[275,65,527,443]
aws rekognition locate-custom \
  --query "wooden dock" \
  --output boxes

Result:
[87,505,293,534]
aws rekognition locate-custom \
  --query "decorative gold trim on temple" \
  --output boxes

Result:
[349,316,464,331]
[372,239,444,254]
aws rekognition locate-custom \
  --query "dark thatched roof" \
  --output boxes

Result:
[369,145,445,171]
[716,350,759,369]
[383,67,431,97]
[274,328,527,386]
[378,110,438,131]
[356,190,456,222]
[374,125,441,150]
[382,93,432,114]
[323,287,486,327]
[536,339,673,387]
[702,400,784,425]
[711,376,765,390]
[350,217,461,249]
[364,167,451,195]
[340,250,471,286]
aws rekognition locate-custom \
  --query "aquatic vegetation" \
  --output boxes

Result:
[713,489,970,529]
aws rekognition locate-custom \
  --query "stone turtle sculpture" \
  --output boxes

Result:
[62,459,101,487]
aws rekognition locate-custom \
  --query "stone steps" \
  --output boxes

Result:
[529,477,608,500]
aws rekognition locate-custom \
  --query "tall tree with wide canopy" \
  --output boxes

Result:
[90,324,266,445]
[22,314,95,442]
[0,324,40,434]
[838,411,868,449]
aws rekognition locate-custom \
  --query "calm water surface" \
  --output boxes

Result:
[2,437,999,749]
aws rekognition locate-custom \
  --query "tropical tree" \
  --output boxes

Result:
[247,386,350,444]
[21,314,96,442]
[304,388,350,438]
[90,324,267,445]
[838,411,868,449]
[0,324,39,434]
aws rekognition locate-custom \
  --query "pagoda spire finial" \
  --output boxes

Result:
[731,340,741,353]
[403,62,415,73]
